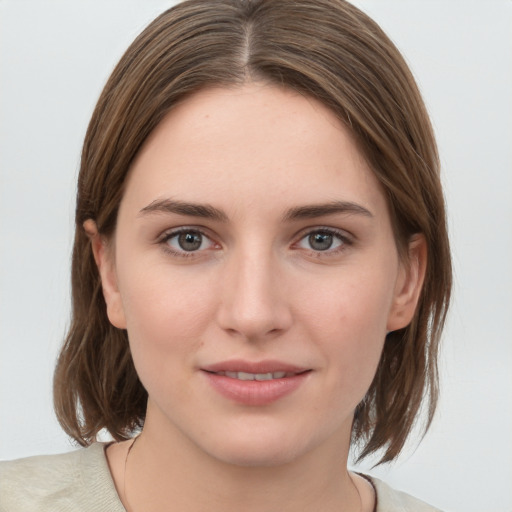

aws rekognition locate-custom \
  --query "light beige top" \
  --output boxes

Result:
[0,443,442,512]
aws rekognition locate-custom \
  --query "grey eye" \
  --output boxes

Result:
[296,230,345,253]
[308,232,334,251]
[177,231,203,251]
[163,228,217,256]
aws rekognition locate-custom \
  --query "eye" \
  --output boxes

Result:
[296,229,349,253]
[161,228,217,255]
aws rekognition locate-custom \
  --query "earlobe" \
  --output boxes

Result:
[83,219,127,329]
[387,234,427,332]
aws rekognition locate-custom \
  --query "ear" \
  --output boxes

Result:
[387,234,427,332]
[83,219,127,329]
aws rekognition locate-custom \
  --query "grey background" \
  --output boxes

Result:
[1,1,511,511]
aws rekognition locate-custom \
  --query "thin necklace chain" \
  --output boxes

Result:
[122,436,364,512]
[122,436,138,512]
[350,473,364,512]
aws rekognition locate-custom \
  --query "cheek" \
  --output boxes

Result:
[116,264,216,383]
[298,266,395,387]
[119,258,215,333]
[301,264,395,338]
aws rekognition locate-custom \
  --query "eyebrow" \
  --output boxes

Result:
[281,201,373,221]
[139,199,228,222]
[139,198,373,222]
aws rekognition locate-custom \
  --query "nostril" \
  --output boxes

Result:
[215,263,293,338]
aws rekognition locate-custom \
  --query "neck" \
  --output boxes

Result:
[117,410,362,512]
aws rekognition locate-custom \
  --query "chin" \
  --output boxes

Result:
[194,422,327,468]
[207,441,304,468]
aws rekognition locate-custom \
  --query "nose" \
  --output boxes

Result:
[216,246,293,341]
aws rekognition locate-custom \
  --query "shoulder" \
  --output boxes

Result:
[0,448,83,511]
[0,443,124,512]
[367,476,443,512]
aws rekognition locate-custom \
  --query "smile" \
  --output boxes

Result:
[201,362,311,405]
[211,371,293,380]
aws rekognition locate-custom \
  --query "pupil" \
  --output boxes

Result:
[309,232,333,251]
[178,232,202,251]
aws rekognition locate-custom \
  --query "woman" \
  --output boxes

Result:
[0,1,451,510]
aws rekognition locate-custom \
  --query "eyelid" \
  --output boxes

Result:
[155,225,354,259]
[156,223,220,241]
[157,226,220,257]
[292,226,354,254]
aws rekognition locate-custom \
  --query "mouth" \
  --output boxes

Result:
[205,370,306,381]
[201,361,311,405]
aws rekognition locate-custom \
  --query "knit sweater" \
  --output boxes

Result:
[0,443,442,512]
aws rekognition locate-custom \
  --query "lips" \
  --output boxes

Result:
[201,360,311,405]
[215,370,291,380]
[202,360,309,375]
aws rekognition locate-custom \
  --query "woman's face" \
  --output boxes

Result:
[96,83,423,467]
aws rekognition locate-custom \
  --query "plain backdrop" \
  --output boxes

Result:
[1,1,511,511]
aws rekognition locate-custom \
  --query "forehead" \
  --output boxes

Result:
[122,83,386,219]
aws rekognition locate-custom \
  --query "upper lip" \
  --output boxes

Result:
[201,360,310,375]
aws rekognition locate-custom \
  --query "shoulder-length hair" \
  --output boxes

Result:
[54,0,451,464]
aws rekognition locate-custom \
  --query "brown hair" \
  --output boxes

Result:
[54,0,451,464]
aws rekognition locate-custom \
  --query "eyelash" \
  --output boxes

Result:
[157,226,353,259]
[294,227,353,257]
[158,227,217,258]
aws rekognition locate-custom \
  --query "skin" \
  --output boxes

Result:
[86,83,426,512]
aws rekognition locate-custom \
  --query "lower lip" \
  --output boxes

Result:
[202,371,310,406]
